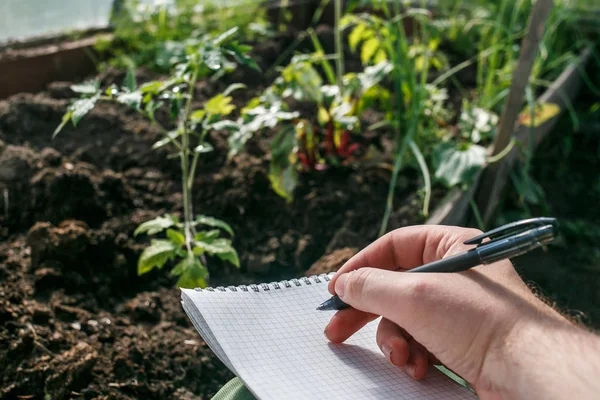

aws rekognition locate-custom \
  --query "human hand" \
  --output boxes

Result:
[325,225,588,398]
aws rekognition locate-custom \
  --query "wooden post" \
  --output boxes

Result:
[476,0,553,225]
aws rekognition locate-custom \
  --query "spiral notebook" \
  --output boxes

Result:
[181,274,477,400]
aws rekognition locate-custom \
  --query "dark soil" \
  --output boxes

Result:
[0,28,438,399]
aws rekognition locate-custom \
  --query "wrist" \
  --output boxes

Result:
[477,315,600,400]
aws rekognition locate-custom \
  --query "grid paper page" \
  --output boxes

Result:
[182,280,477,400]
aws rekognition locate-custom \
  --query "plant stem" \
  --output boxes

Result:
[308,29,337,85]
[180,67,199,251]
[409,139,431,217]
[334,0,344,89]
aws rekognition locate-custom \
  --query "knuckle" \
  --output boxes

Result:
[407,277,434,302]
[345,268,374,301]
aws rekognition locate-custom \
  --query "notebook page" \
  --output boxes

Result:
[182,278,477,400]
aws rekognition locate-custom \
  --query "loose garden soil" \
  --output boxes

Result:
[0,28,443,399]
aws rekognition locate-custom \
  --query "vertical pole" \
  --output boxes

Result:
[476,0,553,225]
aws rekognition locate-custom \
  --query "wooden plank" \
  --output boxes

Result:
[427,47,591,228]
[476,0,553,224]
[0,34,111,99]
[474,46,591,226]
[425,170,482,226]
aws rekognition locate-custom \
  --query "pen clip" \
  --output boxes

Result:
[464,217,557,246]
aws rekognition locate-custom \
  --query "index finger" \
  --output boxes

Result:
[328,225,482,295]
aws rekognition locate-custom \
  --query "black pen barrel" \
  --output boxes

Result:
[409,250,482,273]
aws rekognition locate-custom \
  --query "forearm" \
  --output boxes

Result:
[482,318,600,400]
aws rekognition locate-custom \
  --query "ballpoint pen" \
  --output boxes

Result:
[317,217,558,311]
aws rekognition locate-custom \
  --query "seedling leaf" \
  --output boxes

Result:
[53,110,73,138]
[135,214,178,236]
[174,257,208,288]
[194,143,214,154]
[71,96,99,126]
[195,216,234,236]
[194,230,220,242]
[195,239,239,268]
[71,81,99,95]
[217,249,240,268]
[361,38,380,64]
[124,67,137,91]
[349,23,367,52]
[213,27,239,46]
[206,120,240,131]
[153,130,181,150]
[138,240,178,275]
[166,229,185,245]
[117,91,143,110]
[269,164,297,203]
[205,94,235,116]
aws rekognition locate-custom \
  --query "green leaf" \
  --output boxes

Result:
[227,42,260,71]
[361,38,380,64]
[70,81,98,95]
[318,106,330,124]
[53,110,73,138]
[223,83,247,97]
[356,62,393,93]
[194,238,239,268]
[217,248,240,268]
[205,94,236,116]
[194,143,214,154]
[124,67,137,91]
[152,130,181,150]
[269,163,298,203]
[190,109,206,122]
[174,257,209,288]
[71,96,99,126]
[116,91,142,110]
[433,142,487,187]
[155,41,186,69]
[213,27,239,45]
[206,120,240,131]
[194,230,220,242]
[140,81,164,95]
[349,23,367,52]
[134,214,178,236]
[518,103,561,127]
[166,229,185,245]
[194,216,234,236]
[137,240,178,275]
[270,126,297,164]
[373,49,388,64]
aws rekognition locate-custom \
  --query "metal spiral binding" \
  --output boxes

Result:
[193,273,333,292]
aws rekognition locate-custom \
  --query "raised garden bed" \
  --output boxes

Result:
[0,1,594,398]
[0,28,442,398]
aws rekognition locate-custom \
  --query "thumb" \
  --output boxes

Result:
[335,268,439,329]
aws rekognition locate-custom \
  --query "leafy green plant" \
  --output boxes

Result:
[342,5,451,233]
[226,55,393,201]
[54,29,258,288]
[99,0,271,72]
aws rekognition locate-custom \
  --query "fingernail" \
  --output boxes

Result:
[382,343,394,365]
[335,274,347,298]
